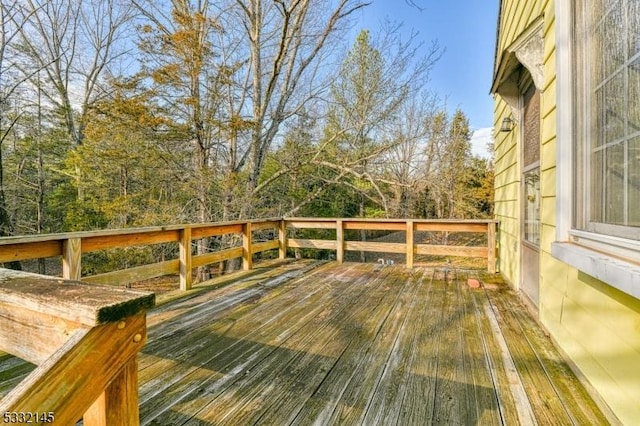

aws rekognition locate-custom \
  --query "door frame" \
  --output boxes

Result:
[519,74,541,312]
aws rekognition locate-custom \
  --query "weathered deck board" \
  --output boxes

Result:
[0,261,609,425]
[394,269,441,425]
[0,353,34,397]
[457,272,503,425]
[481,274,610,425]
[432,269,467,424]
[358,268,431,425]
[195,266,406,425]
[139,261,344,424]
[468,282,522,425]
[136,262,318,402]
[141,263,404,424]
[246,267,411,425]
[316,268,418,425]
[287,269,417,425]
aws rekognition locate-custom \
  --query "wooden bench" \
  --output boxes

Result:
[0,269,154,425]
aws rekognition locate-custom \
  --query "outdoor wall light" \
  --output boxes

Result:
[500,116,514,132]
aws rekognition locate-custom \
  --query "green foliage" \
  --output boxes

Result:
[461,157,495,218]
[71,78,196,228]
[0,3,495,272]
[81,246,158,276]
[257,113,363,218]
[408,108,494,219]
[63,201,110,232]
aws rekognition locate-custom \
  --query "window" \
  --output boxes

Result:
[524,169,540,245]
[574,0,640,245]
[553,0,640,298]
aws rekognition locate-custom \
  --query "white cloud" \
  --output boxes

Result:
[470,127,494,159]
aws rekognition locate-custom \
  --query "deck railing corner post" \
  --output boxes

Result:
[488,221,497,273]
[406,220,415,268]
[62,237,82,280]
[243,222,253,270]
[179,227,193,291]
[336,219,344,264]
[83,356,140,426]
[278,219,287,260]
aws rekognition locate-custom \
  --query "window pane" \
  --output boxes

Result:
[591,148,605,222]
[524,169,540,245]
[604,0,625,77]
[579,0,640,238]
[605,143,625,224]
[629,137,640,227]
[592,87,605,147]
[604,71,625,143]
[630,57,640,134]
[592,15,606,85]
[628,0,640,59]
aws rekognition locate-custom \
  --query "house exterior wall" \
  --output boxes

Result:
[493,97,520,287]
[493,0,546,289]
[493,0,640,423]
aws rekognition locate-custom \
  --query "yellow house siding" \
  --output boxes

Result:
[542,0,553,32]
[497,0,543,53]
[540,255,640,422]
[540,135,556,167]
[494,0,543,288]
[506,0,538,47]
[493,90,519,282]
[540,168,555,198]
[540,196,555,232]
[495,0,640,422]
[494,150,518,182]
[540,5,557,254]
[542,42,556,86]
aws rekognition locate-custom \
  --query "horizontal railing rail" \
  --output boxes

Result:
[285,218,497,272]
[0,218,497,291]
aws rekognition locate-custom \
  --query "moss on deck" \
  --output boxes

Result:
[0,261,609,425]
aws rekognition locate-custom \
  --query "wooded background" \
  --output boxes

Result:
[0,0,493,241]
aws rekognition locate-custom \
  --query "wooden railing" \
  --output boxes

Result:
[0,218,494,421]
[0,218,497,292]
[285,218,497,272]
[0,269,154,425]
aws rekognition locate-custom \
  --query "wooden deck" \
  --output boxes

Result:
[1,261,608,425]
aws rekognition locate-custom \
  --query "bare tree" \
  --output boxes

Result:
[0,1,45,244]
[251,21,442,220]
[227,0,371,218]
[15,0,136,200]
[383,92,439,217]
[135,0,227,224]
[17,0,135,146]
[132,0,371,222]
[314,22,441,216]
[405,0,425,11]
[134,0,233,279]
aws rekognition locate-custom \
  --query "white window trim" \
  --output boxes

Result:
[553,0,640,298]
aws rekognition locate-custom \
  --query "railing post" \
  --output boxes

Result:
[179,227,192,291]
[336,219,344,263]
[83,358,140,426]
[63,237,82,280]
[278,219,287,260]
[242,222,253,270]
[406,220,414,268]
[487,221,497,273]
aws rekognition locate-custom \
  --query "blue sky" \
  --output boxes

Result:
[352,0,500,157]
